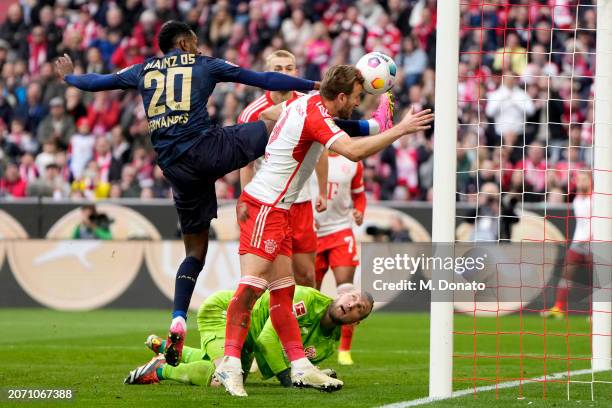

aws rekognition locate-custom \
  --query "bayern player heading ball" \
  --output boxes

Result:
[355,52,397,95]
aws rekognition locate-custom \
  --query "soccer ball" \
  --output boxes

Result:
[355,52,397,95]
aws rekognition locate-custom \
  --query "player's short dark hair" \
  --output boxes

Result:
[360,291,375,320]
[320,65,364,100]
[158,20,194,53]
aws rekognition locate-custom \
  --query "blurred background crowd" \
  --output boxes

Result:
[0,0,596,204]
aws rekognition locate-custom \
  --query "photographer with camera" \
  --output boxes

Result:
[71,204,113,240]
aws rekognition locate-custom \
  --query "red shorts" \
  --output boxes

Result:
[238,193,292,261]
[289,201,317,254]
[315,228,359,283]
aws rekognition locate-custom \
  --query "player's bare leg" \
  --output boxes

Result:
[293,252,316,287]
[165,230,209,366]
[333,266,357,365]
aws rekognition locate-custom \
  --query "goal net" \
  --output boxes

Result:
[430,0,612,402]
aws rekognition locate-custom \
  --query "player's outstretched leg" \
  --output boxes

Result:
[161,360,215,386]
[165,231,208,366]
[215,275,268,397]
[335,280,358,365]
[267,264,343,391]
[124,355,166,385]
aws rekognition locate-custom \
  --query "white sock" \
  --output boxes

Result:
[221,356,242,370]
[171,316,186,331]
[291,357,313,371]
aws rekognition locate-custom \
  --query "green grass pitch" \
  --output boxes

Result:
[1,309,611,407]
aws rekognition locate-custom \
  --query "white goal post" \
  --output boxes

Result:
[592,0,612,373]
[429,0,460,399]
[429,0,612,399]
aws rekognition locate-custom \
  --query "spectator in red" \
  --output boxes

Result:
[64,5,99,50]
[27,26,47,77]
[365,13,401,58]
[18,152,39,183]
[0,162,27,198]
[131,10,161,57]
[515,142,547,194]
[87,91,120,134]
[93,136,122,183]
[130,147,154,184]
[394,135,421,199]
[110,37,145,70]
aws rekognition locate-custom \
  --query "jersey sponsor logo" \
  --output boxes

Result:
[304,345,317,359]
[263,239,278,254]
[324,118,341,134]
[293,300,307,317]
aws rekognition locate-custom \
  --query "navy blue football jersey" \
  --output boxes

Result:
[115,50,247,167]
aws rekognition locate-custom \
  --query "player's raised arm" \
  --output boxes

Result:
[329,106,433,162]
[208,57,319,92]
[55,54,141,92]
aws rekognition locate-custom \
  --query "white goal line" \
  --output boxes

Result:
[378,368,611,408]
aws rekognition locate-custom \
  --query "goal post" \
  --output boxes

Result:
[429,0,460,399]
[592,0,612,373]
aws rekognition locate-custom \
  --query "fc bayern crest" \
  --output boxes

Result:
[263,239,277,254]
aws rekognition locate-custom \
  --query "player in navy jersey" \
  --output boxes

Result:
[55,21,386,369]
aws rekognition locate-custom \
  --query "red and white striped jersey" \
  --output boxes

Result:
[314,153,365,237]
[244,93,347,210]
[238,91,312,203]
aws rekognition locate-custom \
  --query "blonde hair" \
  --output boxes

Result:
[265,50,296,69]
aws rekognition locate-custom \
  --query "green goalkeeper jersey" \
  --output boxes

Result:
[206,286,341,379]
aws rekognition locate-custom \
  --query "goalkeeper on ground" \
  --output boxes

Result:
[124,286,374,387]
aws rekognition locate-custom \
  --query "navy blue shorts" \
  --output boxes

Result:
[162,121,268,234]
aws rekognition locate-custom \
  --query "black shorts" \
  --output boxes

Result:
[162,121,268,234]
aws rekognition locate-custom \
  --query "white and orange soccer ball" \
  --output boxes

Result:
[355,52,397,95]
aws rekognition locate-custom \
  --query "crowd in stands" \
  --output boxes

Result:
[0,0,596,204]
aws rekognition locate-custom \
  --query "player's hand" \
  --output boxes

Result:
[397,106,434,135]
[236,200,248,223]
[315,194,327,213]
[352,209,364,226]
[55,54,75,80]
[313,81,321,90]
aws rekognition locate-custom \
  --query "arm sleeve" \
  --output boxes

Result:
[351,162,366,212]
[208,58,315,91]
[64,63,142,91]
[333,119,376,137]
[254,319,290,378]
